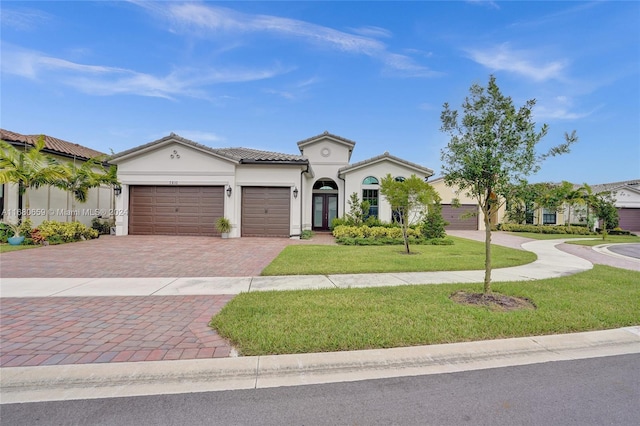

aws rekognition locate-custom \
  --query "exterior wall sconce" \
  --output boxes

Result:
[114,185,122,197]
[226,185,232,197]
[293,186,299,199]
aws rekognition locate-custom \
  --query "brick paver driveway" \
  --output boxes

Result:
[0,235,300,278]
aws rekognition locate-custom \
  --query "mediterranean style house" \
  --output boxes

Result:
[109,132,436,238]
[1,129,115,227]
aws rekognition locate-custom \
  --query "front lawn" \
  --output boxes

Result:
[565,235,640,247]
[0,243,40,253]
[262,236,536,275]
[211,265,640,356]
[507,232,640,245]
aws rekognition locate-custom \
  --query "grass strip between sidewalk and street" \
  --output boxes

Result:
[262,236,536,276]
[211,265,640,356]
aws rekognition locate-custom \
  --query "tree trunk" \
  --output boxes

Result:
[483,208,492,294]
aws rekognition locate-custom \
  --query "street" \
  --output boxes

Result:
[2,354,638,425]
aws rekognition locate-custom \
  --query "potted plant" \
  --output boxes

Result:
[215,217,232,238]
[2,222,25,246]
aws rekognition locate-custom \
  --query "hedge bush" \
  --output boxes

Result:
[332,224,453,246]
[499,223,595,235]
[35,220,99,243]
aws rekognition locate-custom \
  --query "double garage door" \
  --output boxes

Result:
[128,185,291,237]
[129,186,224,236]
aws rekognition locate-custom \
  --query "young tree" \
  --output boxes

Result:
[590,191,618,238]
[344,192,370,226]
[440,75,577,293]
[0,136,67,221]
[380,174,438,254]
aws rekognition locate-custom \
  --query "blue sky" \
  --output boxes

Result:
[2,1,638,185]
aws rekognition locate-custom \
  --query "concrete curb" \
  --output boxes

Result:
[2,327,638,404]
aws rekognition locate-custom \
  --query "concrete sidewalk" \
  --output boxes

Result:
[2,327,639,404]
[0,238,594,297]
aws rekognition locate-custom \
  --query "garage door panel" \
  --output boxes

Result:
[241,187,290,237]
[441,204,478,230]
[129,186,224,236]
[618,208,640,231]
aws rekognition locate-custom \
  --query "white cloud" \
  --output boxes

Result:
[534,96,597,120]
[466,43,567,81]
[466,0,500,10]
[1,43,288,99]
[349,26,393,39]
[0,7,52,31]
[173,130,224,143]
[143,2,436,77]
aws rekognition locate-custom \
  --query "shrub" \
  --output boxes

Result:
[91,217,113,235]
[500,223,595,235]
[38,220,99,243]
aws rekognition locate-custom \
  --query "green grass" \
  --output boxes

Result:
[507,232,640,245]
[262,236,536,275]
[211,265,640,356]
[565,235,640,247]
[506,232,596,240]
[0,243,39,253]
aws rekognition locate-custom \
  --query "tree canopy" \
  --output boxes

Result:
[380,174,438,254]
[440,75,577,293]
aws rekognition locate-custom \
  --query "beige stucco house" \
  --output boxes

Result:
[109,132,436,238]
[1,129,114,227]
[428,177,505,231]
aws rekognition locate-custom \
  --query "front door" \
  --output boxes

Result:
[313,194,337,231]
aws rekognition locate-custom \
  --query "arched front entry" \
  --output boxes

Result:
[312,178,338,231]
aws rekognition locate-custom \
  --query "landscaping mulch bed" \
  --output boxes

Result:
[450,290,537,312]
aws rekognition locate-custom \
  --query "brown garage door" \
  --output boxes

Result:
[129,186,224,236]
[618,208,640,232]
[241,187,290,237]
[441,204,478,230]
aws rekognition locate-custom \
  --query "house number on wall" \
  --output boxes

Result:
[169,181,178,185]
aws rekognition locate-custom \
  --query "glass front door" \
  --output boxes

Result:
[313,194,338,230]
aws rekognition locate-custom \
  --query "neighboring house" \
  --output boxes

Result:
[1,129,114,227]
[428,177,505,231]
[590,180,640,231]
[109,131,435,238]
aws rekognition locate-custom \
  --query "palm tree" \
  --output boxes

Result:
[0,136,66,221]
[54,156,117,221]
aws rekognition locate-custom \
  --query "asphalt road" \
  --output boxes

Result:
[3,354,638,426]
[608,243,640,259]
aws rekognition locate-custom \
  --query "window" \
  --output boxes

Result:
[362,189,378,218]
[313,179,338,191]
[394,176,405,182]
[543,208,556,225]
[362,176,379,185]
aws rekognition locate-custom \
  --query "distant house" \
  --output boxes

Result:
[427,177,505,231]
[1,129,114,227]
[590,180,640,231]
[109,132,436,237]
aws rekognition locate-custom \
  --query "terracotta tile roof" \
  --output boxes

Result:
[214,147,307,163]
[0,128,105,160]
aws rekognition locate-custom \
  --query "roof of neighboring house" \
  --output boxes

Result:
[588,179,640,194]
[339,151,434,177]
[110,133,308,165]
[0,128,106,160]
